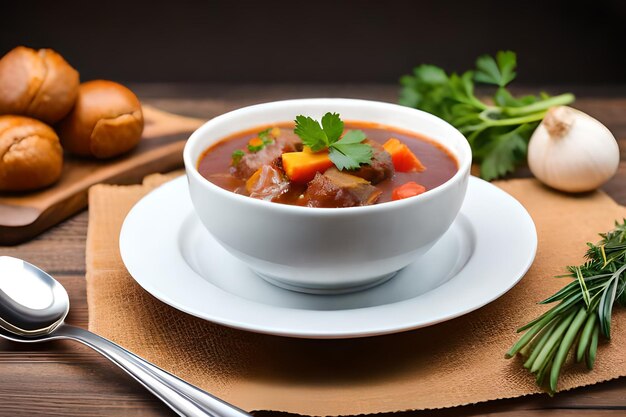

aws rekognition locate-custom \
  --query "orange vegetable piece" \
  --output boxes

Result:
[383,138,426,172]
[246,167,263,192]
[281,150,334,183]
[392,181,427,201]
[248,137,263,147]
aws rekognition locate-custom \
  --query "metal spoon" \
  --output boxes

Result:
[0,256,251,417]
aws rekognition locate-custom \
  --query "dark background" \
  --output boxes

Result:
[3,0,625,85]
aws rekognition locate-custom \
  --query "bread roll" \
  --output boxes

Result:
[0,115,63,191]
[0,46,79,124]
[58,80,144,158]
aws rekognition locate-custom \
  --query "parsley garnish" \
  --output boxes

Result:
[294,112,373,170]
[247,128,276,152]
[231,149,245,165]
[247,141,265,152]
[258,128,275,146]
[400,51,575,180]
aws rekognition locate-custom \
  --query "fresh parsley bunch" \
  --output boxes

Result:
[507,220,626,393]
[294,112,373,170]
[399,51,575,180]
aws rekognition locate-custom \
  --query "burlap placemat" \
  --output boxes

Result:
[86,173,626,415]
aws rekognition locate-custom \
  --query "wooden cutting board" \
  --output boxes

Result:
[0,106,205,245]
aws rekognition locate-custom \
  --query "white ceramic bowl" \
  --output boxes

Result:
[183,99,471,294]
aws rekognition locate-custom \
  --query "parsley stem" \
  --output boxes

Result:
[400,51,576,180]
[462,111,546,134]
[502,93,575,117]
[478,111,546,127]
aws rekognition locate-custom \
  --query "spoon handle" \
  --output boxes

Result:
[56,324,250,417]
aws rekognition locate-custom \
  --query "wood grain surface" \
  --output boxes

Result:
[0,106,205,245]
[0,84,625,417]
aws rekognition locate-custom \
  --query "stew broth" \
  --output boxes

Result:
[198,121,458,207]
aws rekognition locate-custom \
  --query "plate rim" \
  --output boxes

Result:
[119,176,537,339]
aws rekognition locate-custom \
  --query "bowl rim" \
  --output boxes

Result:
[183,98,471,216]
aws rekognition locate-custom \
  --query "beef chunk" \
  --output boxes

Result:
[234,128,302,179]
[274,129,303,152]
[246,165,290,201]
[303,167,382,208]
[235,144,282,179]
[351,140,394,184]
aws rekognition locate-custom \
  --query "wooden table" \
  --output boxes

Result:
[1,84,625,417]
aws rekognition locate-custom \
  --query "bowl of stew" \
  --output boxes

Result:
[184,99,471,294]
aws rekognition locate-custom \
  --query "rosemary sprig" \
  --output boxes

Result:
[506,219,626,393]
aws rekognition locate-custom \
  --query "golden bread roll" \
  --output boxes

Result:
[0,115,63,191]
[0,46,79,124]
[58,80,144,158]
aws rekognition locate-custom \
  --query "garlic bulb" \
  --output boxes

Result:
[528,106,620,193]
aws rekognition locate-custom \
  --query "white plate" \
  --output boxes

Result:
[120,176,537,339]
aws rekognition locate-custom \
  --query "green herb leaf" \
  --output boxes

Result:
[336,129,366,144]
[231,149,245,165]
[399,50,574,180]
[294,115,328,151]
[474,50,517,87]
[294,113,373,171]
[494,88,539,108]
[321,112,344,143]
[258,128,275,145]
[478,124,532,180]
[575,266,591,308]
[247,143,264,152]
[246,128,276,153]
[507,219,626,393]
[496,50,518,86]
[399,65,451,117]
[329,131,372,171]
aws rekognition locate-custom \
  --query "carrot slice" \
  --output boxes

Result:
[247,137,265,152]
[282,150,334,183]
[392,181,427,201]
[383,138,426,172]
[245,167,263,192]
